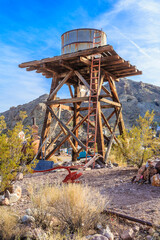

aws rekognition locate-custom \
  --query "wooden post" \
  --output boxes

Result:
[38,74,58,158]
[95,74,105,162]
[104,108,121,163]
[72,84,80,161]
[107,75,125,134]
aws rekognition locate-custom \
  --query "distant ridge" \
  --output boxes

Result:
[1,79,160,133]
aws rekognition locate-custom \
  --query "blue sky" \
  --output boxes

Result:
[0,0,160,112]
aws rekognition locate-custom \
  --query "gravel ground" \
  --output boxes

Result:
[11,166,160,226]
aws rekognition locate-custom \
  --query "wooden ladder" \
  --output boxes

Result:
[85,31,101,164]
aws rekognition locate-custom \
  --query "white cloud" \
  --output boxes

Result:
[90,0,160,86]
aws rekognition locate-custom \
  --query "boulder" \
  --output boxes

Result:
[151,174,160,187]
[1,197,10,205]
[16,172,23,181]
[120,228,134,240]
[89,234,109,240]
[5,185,22,203]
[21,215,35,224]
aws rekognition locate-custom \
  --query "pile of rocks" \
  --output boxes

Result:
[132,157,160,186]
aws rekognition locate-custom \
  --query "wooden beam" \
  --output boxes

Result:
[58,122,77,152]
[51,104,73,111]
[38,75,59,158]
[102,85,112,96]
[74,71,90,90]
[107,109,116,122]
[104,108,121,162]
[47,106,87,152]
[96,102,105,159]
[77,104,114,111]
[47,94,111,105]
[48,71,73,100]
[98,74,105,95]
[59,60,73,71]
[19,45,114,68]
[72,85,80,161]
[100,98,121,107]
[67,84,74,98]
[107,75,125,134]
[117,71,142,78]
[46,115,74,151]
[101,112,119,144]
[46,111,93,159]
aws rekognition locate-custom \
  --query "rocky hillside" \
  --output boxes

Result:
[1,78,160,133]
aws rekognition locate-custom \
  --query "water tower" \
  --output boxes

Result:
[19,28,142,163]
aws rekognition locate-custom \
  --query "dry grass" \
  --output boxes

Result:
[0,207,19,239]
[108,153,127,167]
[30,183,105,234]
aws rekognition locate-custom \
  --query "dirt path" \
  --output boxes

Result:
[12,167,160,226]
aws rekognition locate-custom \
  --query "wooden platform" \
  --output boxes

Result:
[19,45,142,81]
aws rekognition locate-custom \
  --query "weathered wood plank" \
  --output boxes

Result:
[101,85,112,96]
[72,85,80,161]
[67,84,74,98]
[100,98,121,107]
[47,106,87,151]
[48,71,73,100]
[96,102,105,159]
[104,108,121,162]
[46,115,74,151]
[47,94,110,105]
[74,71,90,90]
[58,123,77,152]
[19,45,114,68]
[46,111,93,159]
[51,104,73,111]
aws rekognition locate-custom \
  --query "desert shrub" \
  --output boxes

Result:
[0,111,35,192]
[31,183,105,234]
[0,207,19,239]
[112,111,160,168]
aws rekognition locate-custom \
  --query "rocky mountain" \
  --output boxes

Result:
[1,78,160,134]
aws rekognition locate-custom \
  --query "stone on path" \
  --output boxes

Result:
[120,228,134,240]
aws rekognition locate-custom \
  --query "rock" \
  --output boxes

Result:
[133,225,140,232]
[16,172,23,180]
[151,174,160,187]
[7,185,22,203]
[1,197,10,205]
[97,223,103,230]
[89,234,109,240]
[153,232,160,237]
[88,229,97,235]
[34,228,48,240]
[120,228,134,240]
[0,194,4,202]
[103,226,114,240]
[148,228,155,235]
[26,208,32,216]
[146,235,152,240]
[21,215,35,224]
[112,163,118,167]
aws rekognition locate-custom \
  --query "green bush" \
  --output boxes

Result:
[0,111,34,192]
[112,111,160,168]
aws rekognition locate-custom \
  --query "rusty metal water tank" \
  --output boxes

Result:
[61,28,107,54]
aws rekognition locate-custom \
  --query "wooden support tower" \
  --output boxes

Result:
[19,42,142,163]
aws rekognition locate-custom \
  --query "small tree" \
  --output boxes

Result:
[0,111,34,192]
[112,111,160,168]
